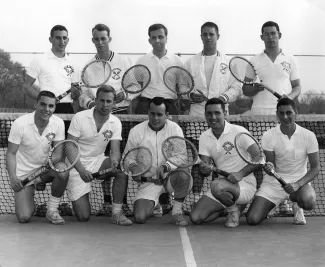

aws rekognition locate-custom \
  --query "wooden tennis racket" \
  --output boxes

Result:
[229,56,281,99]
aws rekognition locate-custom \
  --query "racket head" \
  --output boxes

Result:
[229,57,257,85]
[234,132,264,165]
[162,136,199,168]
[163,66,194,95]
[165,168,192,199]
[121,64,151,94]
[121,146,153,176]
[81,60,112,88]
[48,140,81,172]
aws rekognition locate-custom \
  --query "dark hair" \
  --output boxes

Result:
[50,25,68,37]
[205,98,225,112]
[201,22,219,34]
[261,21,280,34]
[276,98,296,111]
[96,85,116,99]
[148,24,168,37]
[149,97,169,113]
[92,24,110,37]
[36,90,56,102]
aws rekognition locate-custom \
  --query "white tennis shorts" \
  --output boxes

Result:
[67,154,107,201]
[134,173,193,207]
[255,176,309,206]
[205,177,256,205]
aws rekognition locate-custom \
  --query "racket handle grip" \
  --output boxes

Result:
[271,171,287,187]
[21,178,31,187]
[57,89,71,101]
[264,86,281,99]
[212,167,230,177]
[92,168,113,179]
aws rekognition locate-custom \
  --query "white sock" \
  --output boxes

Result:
[172,201,183,215]
[226,204,238,213]
[112,203,122,215]
[47,196,61,212]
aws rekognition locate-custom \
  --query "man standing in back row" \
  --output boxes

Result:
[242,21,301,115]
[184,22,241,117]
[78,24,133,114]
[134,24,184,115]
[23,25,80,114]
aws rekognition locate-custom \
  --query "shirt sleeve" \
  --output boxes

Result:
[306,131,319,154]
[111,119,122,141]
[289,56,299,81]
[67,113,82,138]
[261,130,274,152]
[27,56,41,80]
[8,119,24,145]
[199,132,210,157]
[53,118,65,141]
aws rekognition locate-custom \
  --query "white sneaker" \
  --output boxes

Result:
[225,205,240,228]
[292,203,306,225]
[152,204,163,218]
[46,210,65,225]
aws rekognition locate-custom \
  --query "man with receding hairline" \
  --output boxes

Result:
[79,23,133,114]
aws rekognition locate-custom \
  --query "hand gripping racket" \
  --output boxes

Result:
[229,56,281,99]
[91,146,153,179]
[56,59,112,102]
[163,66,195,114]
[234,132,287,187]
[21,140,81,186]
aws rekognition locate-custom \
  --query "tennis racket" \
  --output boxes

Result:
[234,132,287,187]
[56,60,112,101]
[121,64,151,95]
[163,66,195,114]
[91,146,152,179]
[229,56,281,99]
[21,140,81,186]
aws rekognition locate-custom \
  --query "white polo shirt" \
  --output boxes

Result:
[199,121,256,185]
[8,112,65,178]
[250,51,299,110]
[27,50,80,103]
[123,120,184,171]
[78,53,132,109]
[136,51,184,99]
[68,107,122,165]
[262,124,318,182]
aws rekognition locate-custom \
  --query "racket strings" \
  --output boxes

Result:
[162,138,197,167]
[236,134,263,165]
[229,58,256,82]
[82,61,111,87]
[50,141,80,169]
[122,147,152,176]
[122,66,150,93]
[164,68,194,95]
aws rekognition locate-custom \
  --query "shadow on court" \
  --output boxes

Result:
[0,215,324,267]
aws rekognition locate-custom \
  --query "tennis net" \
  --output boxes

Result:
[0,113,324,217]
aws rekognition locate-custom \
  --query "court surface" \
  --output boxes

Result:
[0,215,324,267]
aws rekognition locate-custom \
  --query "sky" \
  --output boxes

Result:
[0,0,324,93]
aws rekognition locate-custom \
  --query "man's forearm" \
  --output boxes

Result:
[297,167,320,187]
[288,85,301,99]
[23,84,40,100]
[6,153,18,180]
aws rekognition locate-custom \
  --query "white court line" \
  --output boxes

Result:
[179,227,197,267]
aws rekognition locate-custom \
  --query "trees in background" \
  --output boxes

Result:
[0,49,34,111]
